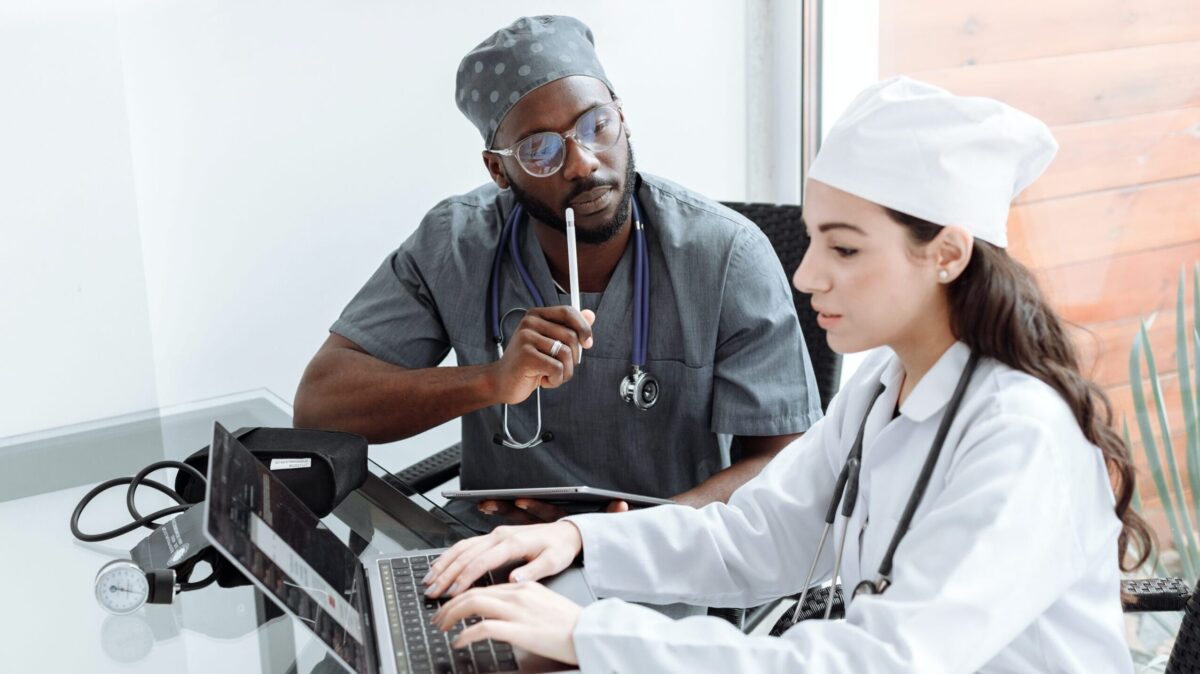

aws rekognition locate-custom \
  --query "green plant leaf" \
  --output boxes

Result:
[1132,322,1197,580]
[1176,270,1200,525]
[1194,262,1200,448]
[1126,421,1166,577]
[1142,319,1200,576]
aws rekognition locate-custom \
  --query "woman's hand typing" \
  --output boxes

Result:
[422,520,584,598]
[431,581,583,666]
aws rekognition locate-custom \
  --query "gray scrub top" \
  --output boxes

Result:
[331,173,822,499]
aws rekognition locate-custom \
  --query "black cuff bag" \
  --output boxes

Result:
[174,426,368,518]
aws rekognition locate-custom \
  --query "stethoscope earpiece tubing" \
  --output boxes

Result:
[631,197,649,367]
[69,460,205,544]
[487,194,656,447]
[509,206,544,308]
[876,352,981,579]
[789,352,982,625]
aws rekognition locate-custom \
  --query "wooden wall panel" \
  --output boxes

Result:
[1069,314,1183,388]
[880,0,1200,74]
[879,2,1200,542]
[1019,108,1200,203]
[1007,176,1200,269]
[1104,366,1190,455]
[1035,242,1200,325]
[911,41,1200,126]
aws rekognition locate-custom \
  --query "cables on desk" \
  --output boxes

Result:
[69,460,218,592]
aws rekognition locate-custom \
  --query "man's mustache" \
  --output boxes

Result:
[563,178,620,209]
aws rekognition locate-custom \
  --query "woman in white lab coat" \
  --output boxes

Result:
[420,77,1154,673]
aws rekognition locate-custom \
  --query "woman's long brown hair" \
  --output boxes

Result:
[887,208,1153,571]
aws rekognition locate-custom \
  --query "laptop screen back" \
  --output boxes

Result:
[203,423,377,674]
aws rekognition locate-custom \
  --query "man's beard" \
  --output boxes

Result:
[510,143,637,245]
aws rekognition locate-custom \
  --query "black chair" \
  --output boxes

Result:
[1150,578,1200,673]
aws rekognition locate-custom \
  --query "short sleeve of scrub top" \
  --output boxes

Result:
[330,204,455,370]
[710,227,823,436]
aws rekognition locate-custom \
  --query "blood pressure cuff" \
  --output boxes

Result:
[174,427,368,518]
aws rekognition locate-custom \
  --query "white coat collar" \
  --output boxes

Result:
[883,341,973,423]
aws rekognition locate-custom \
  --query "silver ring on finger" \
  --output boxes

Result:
[549,339,564,358]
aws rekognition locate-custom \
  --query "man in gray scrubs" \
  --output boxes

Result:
[295,15,821,523]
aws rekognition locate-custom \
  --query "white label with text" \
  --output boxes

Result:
[270,458,312,470]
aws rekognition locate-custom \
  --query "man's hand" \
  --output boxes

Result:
[487,307,595,405]
[477,498,629,523]
[669,433,802,506]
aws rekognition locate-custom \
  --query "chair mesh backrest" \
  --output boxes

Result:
[721,202,841,410]
[1169,580,1200,673]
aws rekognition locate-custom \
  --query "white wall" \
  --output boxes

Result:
[746,0,803,203]
[0,0,158,437]
[820,0,881,387]
[2,2,750,460]
[820,0,878,144]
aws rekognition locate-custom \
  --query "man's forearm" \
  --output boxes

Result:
[294,345,499,443]
[672,433,801,507]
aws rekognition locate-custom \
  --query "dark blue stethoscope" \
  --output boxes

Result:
[486,195,659,449]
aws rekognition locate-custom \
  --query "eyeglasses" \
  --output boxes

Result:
[486,100,624,178]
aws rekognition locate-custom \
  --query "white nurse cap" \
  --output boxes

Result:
[807,76,1058,248]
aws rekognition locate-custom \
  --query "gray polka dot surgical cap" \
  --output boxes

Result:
[456,15,616,148]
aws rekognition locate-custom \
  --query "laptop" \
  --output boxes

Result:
[202,422,596,674]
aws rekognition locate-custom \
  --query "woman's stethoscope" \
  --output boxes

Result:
[789,351,980,625]
[486,194,659,449]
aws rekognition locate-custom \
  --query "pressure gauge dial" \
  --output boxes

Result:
[95,560,150,615]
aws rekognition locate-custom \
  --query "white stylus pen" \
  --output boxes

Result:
[565,207,582,363]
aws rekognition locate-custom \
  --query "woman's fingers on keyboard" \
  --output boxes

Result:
[424,535,493,596]
[442,537,524,597]
[439,583,583,666]
[432,584,522,629]
[426,528,523,598]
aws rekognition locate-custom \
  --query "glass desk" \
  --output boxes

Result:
[0,390,472,673]
[0,390,1177,672]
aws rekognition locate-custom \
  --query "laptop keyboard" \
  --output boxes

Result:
[379,554,519,674]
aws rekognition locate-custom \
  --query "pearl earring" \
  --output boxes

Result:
[938,269,950,282]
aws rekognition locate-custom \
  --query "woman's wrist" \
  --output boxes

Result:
[560,519,585,559]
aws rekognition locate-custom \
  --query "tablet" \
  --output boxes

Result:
[441,486,674,509]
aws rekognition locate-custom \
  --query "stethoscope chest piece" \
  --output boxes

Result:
[488,195,658,441]
[852,576,889,598]
[619,366,659,411]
